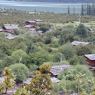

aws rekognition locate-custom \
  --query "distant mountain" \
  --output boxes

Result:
[8,0,95,3]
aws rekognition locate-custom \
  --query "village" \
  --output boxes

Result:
[0,10,95,95]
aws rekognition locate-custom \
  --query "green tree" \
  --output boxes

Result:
[9,63,29,83]
[60,44,76,60]
[11,49,29,64]
[76,24,89,38]
[30,50,50,65]
[76,46,92,56]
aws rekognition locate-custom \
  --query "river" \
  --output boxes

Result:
[0,0,88,13]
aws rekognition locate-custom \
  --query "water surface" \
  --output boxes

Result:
[0,0,85,13]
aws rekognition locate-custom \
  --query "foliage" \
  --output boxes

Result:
[59,44,76,60]
[39,63,51,73]
[14,86,30,95]
[39,23,50,33]
[30,50,50,65]
[29,63,52,95]
[76,24,89,38]
[9,63,29,83]
[58,65,94,94]
[3,67,15,94]
[11,49,29,64]
[76,45,92,56]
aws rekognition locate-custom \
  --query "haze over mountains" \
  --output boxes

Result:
[9,0,95,3]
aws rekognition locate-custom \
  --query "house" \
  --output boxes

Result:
[25,20,37,28]
[24,19,43,29]
[71,41,89,46]
[50,65,70,77]
[84,54,95,67]
[2,24,19,33]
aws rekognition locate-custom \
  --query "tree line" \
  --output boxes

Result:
[66,3,95,15]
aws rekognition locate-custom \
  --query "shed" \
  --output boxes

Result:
[84,54,95,66]
[3,24,19,33]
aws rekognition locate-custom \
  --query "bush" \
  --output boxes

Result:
[60,44,76,60]
[30,50,50,65]
[76,46,92,56]
[58,65,94,94]
[76,24,89,38]
[69,55,79,65]
[11,49,29,64]
[0,60,4,74]
[58,65,93,80]
[9,63,29,83]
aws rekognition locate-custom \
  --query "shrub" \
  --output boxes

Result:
[60,44,76,60]
[9,63,29,83]
[76,46,92,56]
[76,24,89,38]
[11,49,29,64]
[58,65,94,94]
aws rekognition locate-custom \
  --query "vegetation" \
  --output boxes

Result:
[9,63,29,83]
[0,10,95,95]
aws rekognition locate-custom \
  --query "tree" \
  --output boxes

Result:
[39,63,51,73]
[81,4,84,16]
[39,23,50,33]
[76,46,92,56]
[0,60,5,74]
[29,63,52,95]
[3,67,15,94]
[9,63,29,83]
[76,24,89,38]
[30,50,50,65]
[59,44,76,60]
[67,6,70,15]
[11,49,29,64]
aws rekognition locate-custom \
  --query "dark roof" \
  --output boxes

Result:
[25,20,36,23]
[85,54,95,60]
